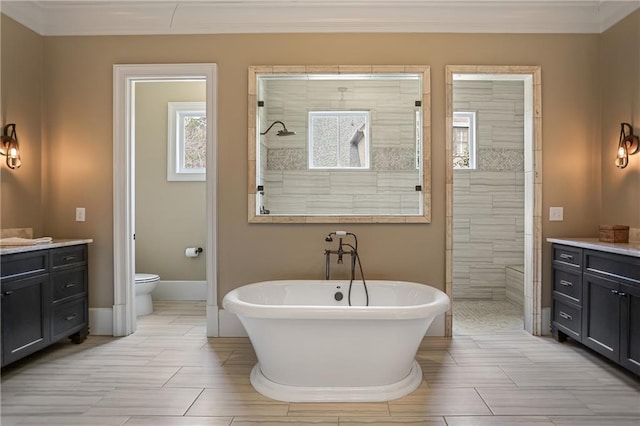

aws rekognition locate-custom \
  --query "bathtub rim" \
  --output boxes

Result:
[222,279,450,320]
[250,360,424,402]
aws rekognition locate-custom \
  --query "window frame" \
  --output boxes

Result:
[452,111,477,170]
[307,110,371,170]
[167,101,206,181]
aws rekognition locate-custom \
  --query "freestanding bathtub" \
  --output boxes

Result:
[222,280,450,402]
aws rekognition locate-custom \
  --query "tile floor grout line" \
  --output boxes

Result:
[180,386,206,417]
[160,365,185,387]
[497,364,519,388]
[472,386,496,416]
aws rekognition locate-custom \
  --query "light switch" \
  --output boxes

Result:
[76,207,86,222]
[549,206,563,221]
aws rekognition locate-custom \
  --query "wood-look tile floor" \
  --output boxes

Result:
[2,301,639,425]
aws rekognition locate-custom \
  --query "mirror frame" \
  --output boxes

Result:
[248,65,431,223]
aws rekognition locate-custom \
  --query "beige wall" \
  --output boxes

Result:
[135,81,206,281]
[0,16,43,235]
[600,10,640,228]
[39,32,602,308]
[3,14,616,309]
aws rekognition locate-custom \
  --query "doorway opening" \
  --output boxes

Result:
[113,64,218,337]
[445,66,542,337]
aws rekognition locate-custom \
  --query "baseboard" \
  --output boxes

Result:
[425,312,446,336]
[89,308,114,335]
[152,280,207,301]
[96,305,448,338]
[217,309,447,338]
[207,304,219,337]
[218,309,248,337]
[541,307,551,336]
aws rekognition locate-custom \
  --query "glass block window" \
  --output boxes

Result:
[453,111,476,169]
[308,111,370,169]
[168,102,206,181]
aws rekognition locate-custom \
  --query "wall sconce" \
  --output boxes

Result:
[615,122,639,169]
[1,124,22,169]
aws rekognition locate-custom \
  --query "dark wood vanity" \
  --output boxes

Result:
[549,238,640,375]
[1,240,91,367]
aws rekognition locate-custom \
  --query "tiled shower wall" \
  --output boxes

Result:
[453,80,525,300]
[257,79,422,215]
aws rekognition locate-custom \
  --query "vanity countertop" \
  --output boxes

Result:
[547,237,640,258]
[0,239,93,256]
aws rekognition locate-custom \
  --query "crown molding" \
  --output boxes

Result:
[598,0,640,31]
[1,1,639,36]
[2,0,45,35]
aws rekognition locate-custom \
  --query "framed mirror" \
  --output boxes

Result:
[248,65,431,223]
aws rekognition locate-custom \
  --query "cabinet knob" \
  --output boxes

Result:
[559,254,573,260]
[64,283,77,288]
[64,313,78,321]
[619,292,627,297]
[1,290,14,297]
[559,280,573,287]
[63,255,77,261]
[611,289,619,295]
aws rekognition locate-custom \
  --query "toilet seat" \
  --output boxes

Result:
[135,273,159,283]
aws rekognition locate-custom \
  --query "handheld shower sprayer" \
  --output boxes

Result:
[325,230,348,241]
[325,231,349,242]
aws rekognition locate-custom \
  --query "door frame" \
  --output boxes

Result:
[113,64,218,336]
[445,65,542,336]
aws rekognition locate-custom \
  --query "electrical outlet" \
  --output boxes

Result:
[549,206,563,221]
[76,207,86,222]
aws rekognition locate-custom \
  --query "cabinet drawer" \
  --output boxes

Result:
[1,250,48,281]
[553,299,582,339]
[51,298,87,341]
[51,269,87,303]
[584,250,640,284]
[553,245,582,268]
[51,246,87,270]
[553,268,582,303]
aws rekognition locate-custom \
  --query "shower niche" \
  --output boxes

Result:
[248,65,431,223]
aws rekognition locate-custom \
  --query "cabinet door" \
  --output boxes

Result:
[620,282,640,375]
[1,274,51,366]
[582,273,620,362]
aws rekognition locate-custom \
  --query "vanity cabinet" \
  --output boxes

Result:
[551,245,583,341]
[1,244,89,367]
[1,273,51,366]
[582,273,621,361]
[551,243,640,375]
[620,281,640,373]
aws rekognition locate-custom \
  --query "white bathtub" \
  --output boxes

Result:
[222,279,450,402]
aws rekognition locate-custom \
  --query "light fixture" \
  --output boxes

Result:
[615,122,639,169]
[260,121,296,137]
[1,123,21,169]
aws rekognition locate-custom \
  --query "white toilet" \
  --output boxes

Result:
[135,273,160,316]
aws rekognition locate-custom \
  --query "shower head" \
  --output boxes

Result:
[276,129,296,137]
[260,120,296,137]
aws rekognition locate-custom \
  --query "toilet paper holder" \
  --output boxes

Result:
[185,247,203,257]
